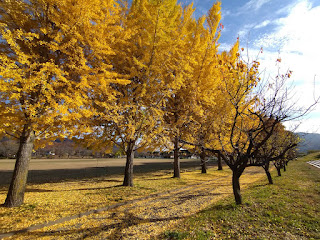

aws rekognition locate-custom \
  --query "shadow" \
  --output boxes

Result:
[0,160,202,186]
[203,203,237,212]
[144,173,170,177]
[78,179,123,184]
[0,173,232,239]
[11,212,186,239]
[183,178,230,185]
[249,183,269,189]
[138,177,172,181]
[173,192,222,205]
[25,188,54,193]
[25,185,123,193]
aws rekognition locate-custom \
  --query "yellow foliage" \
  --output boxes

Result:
[0,0,127,146]
[80,0,189,154]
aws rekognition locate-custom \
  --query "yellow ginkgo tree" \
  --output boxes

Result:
[80,0,187,186]
[162,1,223,177]
[179,40,262,204]
[0,0,126,207]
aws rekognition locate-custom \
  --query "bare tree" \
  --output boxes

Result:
[248,127,299,184]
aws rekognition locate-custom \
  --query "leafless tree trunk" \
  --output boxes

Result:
[263,161,273,184]
[265,169,273,184]
[232,169,244,205]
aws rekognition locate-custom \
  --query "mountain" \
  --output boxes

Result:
[297,132,320,153]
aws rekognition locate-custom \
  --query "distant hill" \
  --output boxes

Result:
[297,132,320,153]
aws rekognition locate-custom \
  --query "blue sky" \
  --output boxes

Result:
[182,0,319,48]
[181,0,320,133]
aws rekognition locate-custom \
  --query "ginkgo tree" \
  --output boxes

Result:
[180,42,264,204]
[0,0,127,207]
[162,1,224,177]
[81,0,186,186]
[161,3,195,178]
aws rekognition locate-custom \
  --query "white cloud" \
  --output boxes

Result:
[239,0,271,13]
[253,20,272,29]
[237,19,273,40]
[285,115,320,134]
[237,23,255,38]
[221,10,231,20]
[275,0,302,15]
[228,0,272,17]
[251,0,320,133]
[219,43,233,52]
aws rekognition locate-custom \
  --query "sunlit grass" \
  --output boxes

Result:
[163,153,320,239]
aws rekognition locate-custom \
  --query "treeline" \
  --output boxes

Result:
[0,137,19,159]
[0,137,194,159]
[0,0,311,208]
[0,138,110,158]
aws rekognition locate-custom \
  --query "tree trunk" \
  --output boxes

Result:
[265,169,273,184]
[123,141,135,187]
[173,136,180,178]
[217,152,223,170]
[283,163,286,172]
[232,170,242,205]
[200,149,207,174]
[276,167,281,177]
[264,160,273,184]
[4,126,35,207]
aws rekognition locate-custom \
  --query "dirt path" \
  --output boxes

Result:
[7,167,266,240]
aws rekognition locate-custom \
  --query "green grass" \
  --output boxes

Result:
[162,153,320,240]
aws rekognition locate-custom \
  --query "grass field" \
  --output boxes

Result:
[163,153,320,239]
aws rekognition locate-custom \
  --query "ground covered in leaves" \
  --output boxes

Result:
[0,164,267,239]
[2,154,317,240]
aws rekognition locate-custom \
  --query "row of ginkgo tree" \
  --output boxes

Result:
[0,0,305,208]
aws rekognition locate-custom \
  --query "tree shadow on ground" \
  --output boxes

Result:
[249,183,269,189]
[1,175,231,239]
[10,189,230,239]
[15,212,186,239]
[25,185,123,193]
[173,192,225,205]
[0,160,204,186]
[203,203,238,212]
